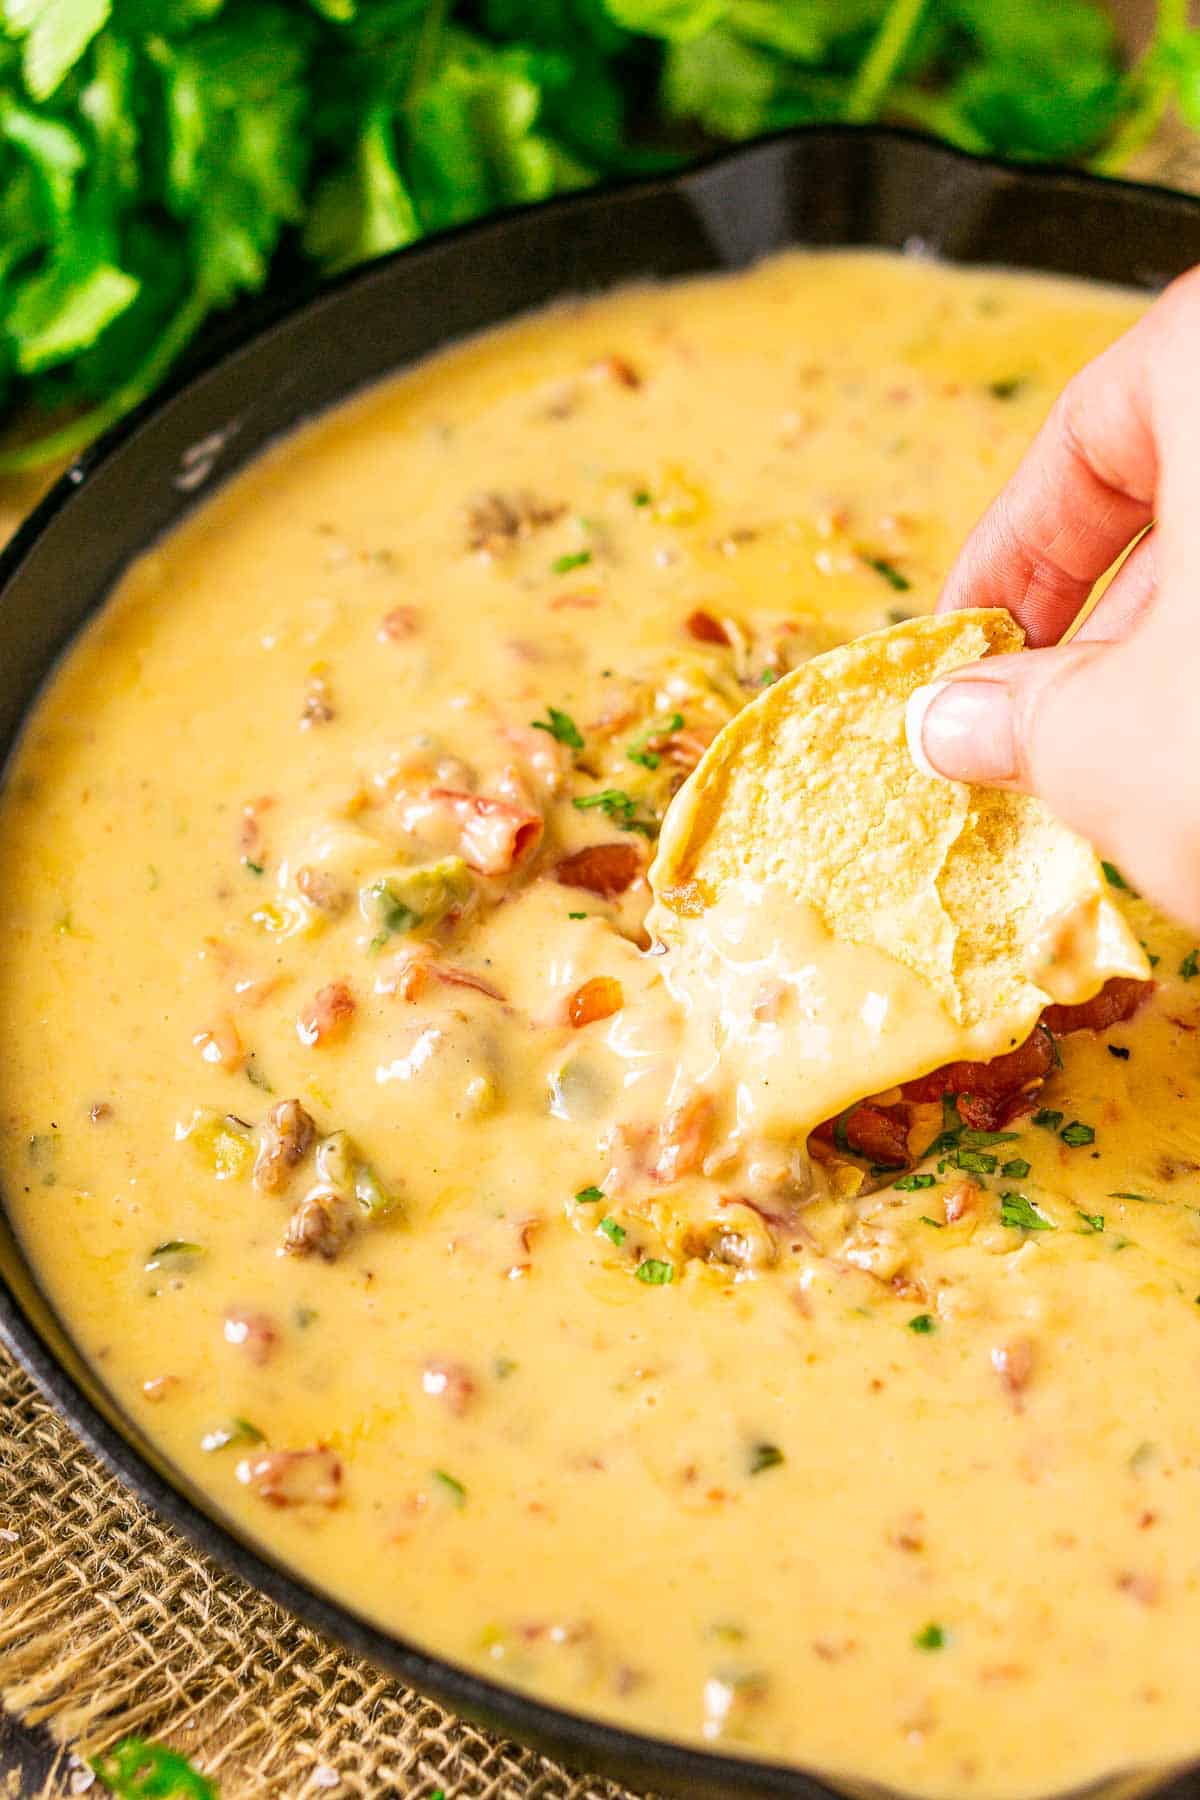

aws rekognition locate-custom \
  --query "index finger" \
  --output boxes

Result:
[937,277,1172,646]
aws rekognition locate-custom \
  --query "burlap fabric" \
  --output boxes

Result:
[1,91,1198,1800]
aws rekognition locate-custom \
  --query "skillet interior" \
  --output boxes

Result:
[1,126,1199,1800]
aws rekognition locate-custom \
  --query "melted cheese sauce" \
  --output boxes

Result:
[3,253,1200,1799]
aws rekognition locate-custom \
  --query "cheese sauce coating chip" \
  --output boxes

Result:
[649,608,1149,1138]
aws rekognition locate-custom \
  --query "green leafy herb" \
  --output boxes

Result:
[862,553,910,591]
[144,1240,203,1272]
[92,1737,216,1799]
[961,1128,1019,1146]
[1032,1108,1064,1131]
[632,489,651,508]
[1181,948,1200,980]
[908,1312,936,1333]
[1001,1158,1031,1179]
[1060,1120,1095,1147]
[987,375,1025,399]
[1108,1190,1165,1204]
[1101,861,1133,891]
[748,1441,783,1474]
[531,704,583,749]
[599,1214,625,1245]
[200,1417,264,1453]
[627,710,684,770]
[894,1172,935,1190]
[568,909,587,919]
[912,1622,946,1652]
[572,788,657,836]
[433,1468,466,1507]
[918,1215,944,1228]
[1000,1191,1055,1232]
[574,1183,604,1203]
[1076,1209,1105,1233]
[635,1256,673,1284]
[551,549,592,575]
[241,857,264,876]
[953,1146,997,1176]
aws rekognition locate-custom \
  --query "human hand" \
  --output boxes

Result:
[905,267,1200,931]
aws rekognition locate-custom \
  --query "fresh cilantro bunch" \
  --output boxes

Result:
[0,0,1197,472]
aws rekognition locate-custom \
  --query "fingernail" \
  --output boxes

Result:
[905,678,1017,784]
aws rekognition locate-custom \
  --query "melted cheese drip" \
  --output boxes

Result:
[5,253,1200,1800]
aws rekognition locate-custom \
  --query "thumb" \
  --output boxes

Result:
[905,637,1198,928]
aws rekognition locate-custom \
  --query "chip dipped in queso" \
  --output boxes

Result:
[2,252,1199,1800]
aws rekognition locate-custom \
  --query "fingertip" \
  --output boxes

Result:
[905,680,952,780]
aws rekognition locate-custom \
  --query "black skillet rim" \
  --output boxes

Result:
[1,125,1199,1800]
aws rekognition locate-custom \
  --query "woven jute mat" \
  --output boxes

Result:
[2,97,1198,1800]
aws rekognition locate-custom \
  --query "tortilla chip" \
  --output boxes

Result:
[649,608,1148,1056]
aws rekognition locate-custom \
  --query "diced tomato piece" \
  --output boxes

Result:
[555,843,641,898]
[223,1308,278,1366]
[297,981,356,1048]
[237,1446,342,1507]
[901,1023,1056,1107]
[428,788,543,874]
[685,609,731,646]
[812,1101,910,1167]
[568,976,624,1028]
[653,1091,716,1183]
[1041,975,1150,1036]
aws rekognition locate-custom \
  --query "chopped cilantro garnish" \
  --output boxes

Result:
[627,711,684,770]
[908,1313,936,1334]
[1108,1191,1165,1204]
[924,1094,965,1157]
[987,376,1025,400]
[961,1128,1019,1146]
[632,490,651,508]
[574,1185,604,1204]
[1101,861,1133,892]
[760,668,779,686]
[1032,1108,1064,1131]
[434,1469,466,1507]
[1000,1191,1055,1231]
[895,1172,935,1190]
[200,1418,264,1453]
[532,705,583,750]
[636,1258,673,1285]
[748,1442,784,1475]
[568,911,587,920]
[1060,1120,1095,1147]
[1141,941,1161,968]
[572,788,657,837]
[599,1215,626,1245]
[241,858,264,875]
[1001,1158,1031,1179]
[1076,1210,1105,1233]
[1108,1044,1131,1060]
[552,550,592,575]
[919,1215,944,1228]
[1181,949,1200,980]
[92,1740,216,1800]
[863,554,910,591]
[953,1147,997,1176]
[913,1623,946,1651]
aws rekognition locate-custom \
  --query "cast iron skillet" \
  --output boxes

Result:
[2,127,1199,1800]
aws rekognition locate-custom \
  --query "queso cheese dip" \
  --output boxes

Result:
[2,252,1199,1800]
